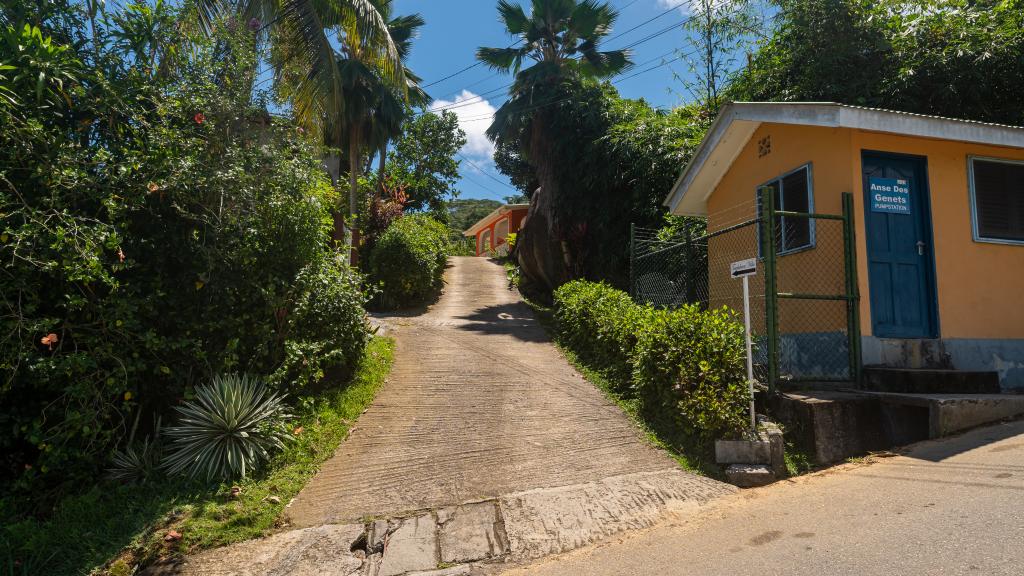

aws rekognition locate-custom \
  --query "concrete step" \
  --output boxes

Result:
[855,391,1024,439]
[769,391,892,465]
[863,367,1001,394]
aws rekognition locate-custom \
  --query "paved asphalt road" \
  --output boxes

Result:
[496,419,1024,576]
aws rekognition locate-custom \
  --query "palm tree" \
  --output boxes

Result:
[269,0,425,219]
[476,0,631,292]
[189,0,405,194]
[366,10,430,194]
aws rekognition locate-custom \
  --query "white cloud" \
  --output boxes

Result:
[429,90,497,164]
[656,0,691,13]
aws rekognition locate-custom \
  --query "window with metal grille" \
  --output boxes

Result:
[757,164,815,255]
[970,157,1024,244]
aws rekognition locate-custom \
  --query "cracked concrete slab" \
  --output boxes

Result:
[144,523,365,576]
[376,514,438,576]
[499,469,735,560]
[437,501,508,564]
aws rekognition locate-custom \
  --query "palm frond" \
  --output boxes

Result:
[477,46,525,73]
[569,0,616,39]
[577,47,631,78]
[497,0,530,34]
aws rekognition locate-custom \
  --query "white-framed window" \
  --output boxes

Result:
[969,156,1024,245]
[479,229,491,255]
[756,163,815,255]
[495,216,510,245]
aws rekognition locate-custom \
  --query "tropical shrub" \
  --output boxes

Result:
[553,280,647,390]
[162,374,292,481]
[274,255,372,392]
[632,305,750,440]
[368,214,452,309]
[0,16,368,507]
[552,280,749,439]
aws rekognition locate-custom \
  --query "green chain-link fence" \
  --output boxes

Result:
[630,192,861,390]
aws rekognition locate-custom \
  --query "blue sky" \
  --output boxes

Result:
[393,0,704,202]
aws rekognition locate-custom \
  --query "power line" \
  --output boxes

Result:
[605,0,689,46]
[616,17,690,51]
[458,169,513,201]
[457,153,517,191]
[419,2,690,117]
[422,38,523,89]
[422,15,687,119]
[454,46,697,124]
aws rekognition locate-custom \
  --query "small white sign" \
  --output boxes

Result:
[730,258,757,278]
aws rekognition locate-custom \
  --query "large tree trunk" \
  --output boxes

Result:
[376,143,387,197]
[516,113,570,298]
[348,127,362,217]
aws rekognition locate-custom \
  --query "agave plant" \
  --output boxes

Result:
[108,415,163,483]
[162,374,292,481]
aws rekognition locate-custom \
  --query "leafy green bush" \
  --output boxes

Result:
[162,374,292,481]
[632,305,750,440]
[553,280,749,439]
[274,255,371,391]
[553,280,647,390]
[368,214,452,309]
[0,16,369,507]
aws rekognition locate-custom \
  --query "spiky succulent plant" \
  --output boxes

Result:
[162,374,292,481]
[108,412,164,483]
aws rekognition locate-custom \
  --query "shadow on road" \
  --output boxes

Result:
[454,303,550,343]
[901,419,1024,462]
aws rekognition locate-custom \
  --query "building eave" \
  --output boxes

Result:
[462,204,529,237]
[663,102,1024,217]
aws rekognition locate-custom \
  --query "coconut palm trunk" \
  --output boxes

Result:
[477,0,631,295]
[348,125,362,218]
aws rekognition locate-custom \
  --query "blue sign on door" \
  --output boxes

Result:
[869,177,911,214]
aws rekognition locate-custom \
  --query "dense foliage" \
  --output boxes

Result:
[369,214,453,309]
[631,305,750,440]
[729,0,1024,126]
[448,198,502,232]
[0,13,368,509]
[386,110,468,214]
[494,80,709,292]
[553,281,750,439]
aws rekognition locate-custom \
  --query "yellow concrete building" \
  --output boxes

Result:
[664,103,1024,390]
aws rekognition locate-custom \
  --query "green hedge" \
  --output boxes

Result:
[369,215,452,309]
[553,281,646,390]
[632,305,750,440]
[553,280,749,440]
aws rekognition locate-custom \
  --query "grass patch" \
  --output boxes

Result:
[1,337,394,576]
[521,297,721,479]
[784,442,815,476]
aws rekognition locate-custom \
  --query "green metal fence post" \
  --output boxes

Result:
[684,222,696,303]
[842,192,863,386]
[629,222,636,299]
[761,187,779,393]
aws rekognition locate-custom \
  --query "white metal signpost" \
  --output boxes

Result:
[730,258,758,430]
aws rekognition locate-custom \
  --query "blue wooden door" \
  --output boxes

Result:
[862,152,938,338]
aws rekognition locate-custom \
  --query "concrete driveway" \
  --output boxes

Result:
[287,256,728,526]
[495,419,1024,576]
